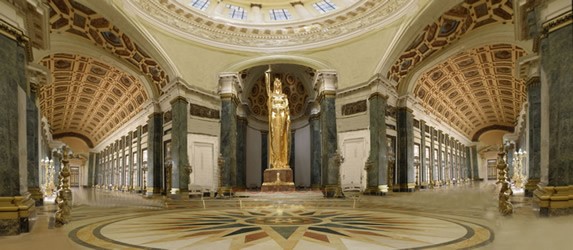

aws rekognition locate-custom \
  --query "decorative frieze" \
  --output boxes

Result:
[341,100,367,116]
[190,103,220,119]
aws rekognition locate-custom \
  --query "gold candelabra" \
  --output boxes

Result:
[512,149,526,189]
[55,146,73,227]
[216,154,231,198]
[497,146,513,216]
[42,158,55,197]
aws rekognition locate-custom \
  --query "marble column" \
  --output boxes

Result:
[543,23,573,187]
[444,135,450,184]
[0,31,35,235]
[26,86,41,205]
[420,121,426,186]
[366,93,388,194]
[87,152,95,187]
[220,96,237,188]
[146,113,163,196]
[315,71,339,196]
[127,132,133,190]
[470,145,479,180]
[236,114,247,190]
[309,114,321,189]
[525,78,541,196]
[429,127,436,184]
[289,130,296,183]
[136,126,142,191]
[437,131,443,183]
[320,94,338,186]
[120,137,126,190]
[261,131,268,184]
[396,107,415,191]
[465,147,472,180]
[94,153,101,185]
[52,152,61,187]
[170,97,190,196]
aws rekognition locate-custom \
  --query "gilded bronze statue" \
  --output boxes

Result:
[265,67,291,169]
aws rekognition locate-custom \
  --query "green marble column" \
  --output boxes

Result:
[525,78,541,196]
[236,116,247,190]
[219,97,237,188]
[170,97,190,196]
[261,131,268,184]
[126,132,133,190]
[0,32,35,235]
[94,153,101,185]
[396,107,415,191]
[420,121,426,186]
[146,113,163,195]
[544,23,573,187]
[309,115,321,189]
[465,147,471,179]
[87,152,95,187]
[26,89,42,205]
[470,145,479,180]
[366,93,388,194]
[429,127,436,184]
[437,131,443,183]
[289,130,296,183]
[320,94,339,186]
[120,137,126,190]
[136,126,142,191]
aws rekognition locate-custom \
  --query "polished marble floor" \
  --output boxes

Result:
[1,183,571,249]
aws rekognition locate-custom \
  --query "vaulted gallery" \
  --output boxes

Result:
[1,0,571,248]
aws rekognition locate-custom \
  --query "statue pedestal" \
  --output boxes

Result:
[261,168,295,192]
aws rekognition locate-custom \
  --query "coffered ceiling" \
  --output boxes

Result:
[39,53,148,146]
[388,0,514,84]
[47,0,169,95]
[414,44,527,138]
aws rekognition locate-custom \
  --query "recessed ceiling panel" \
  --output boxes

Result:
[39,53,149,146]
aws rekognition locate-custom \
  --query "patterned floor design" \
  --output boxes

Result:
[67,205,493,249]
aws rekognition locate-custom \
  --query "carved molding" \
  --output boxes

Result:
[126,0,413,51]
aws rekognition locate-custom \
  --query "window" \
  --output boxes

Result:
[313,0,337,14]
[189,0,209,11]
[226,4,247,20]
[269,9,291,21]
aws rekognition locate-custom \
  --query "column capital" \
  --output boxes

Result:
[169,96,188,105]
[26,63,50,94]
[218,72,242,98]
[397,94,416,109]
[516,54,540,83]
[314,70,338,96]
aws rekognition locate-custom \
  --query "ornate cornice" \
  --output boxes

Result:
[126,0,413,52]
[542,11,572,35]
[0,18,32,61]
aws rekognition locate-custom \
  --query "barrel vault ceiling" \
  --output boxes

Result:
[40,0,172,147]
[387,0,527,139]
[39,53,148,146]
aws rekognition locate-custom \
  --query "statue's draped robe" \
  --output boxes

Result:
[267,78,291,169]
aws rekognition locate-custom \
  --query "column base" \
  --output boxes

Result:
[363,185,388,195]
[216,186,233,198]
[28,187,43,206]
[394,183,416,192]
[323,185,344,198]
[533,184,573,216]
[0,193,36,236]
[524,178,540,197]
